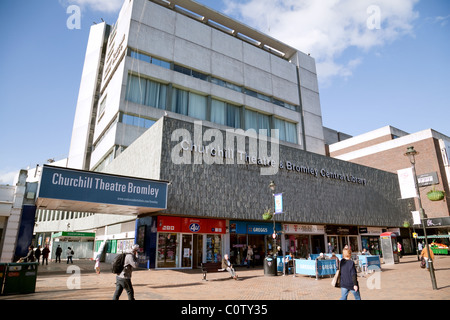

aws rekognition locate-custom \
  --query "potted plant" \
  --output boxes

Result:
[427,188,445,201]
[262,208,273,220]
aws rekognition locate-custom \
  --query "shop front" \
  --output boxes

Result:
[325,225,360,254]
[359,227,384,255]
[229,221,282,266]
[156,216,226,269]
[282,224,326,258]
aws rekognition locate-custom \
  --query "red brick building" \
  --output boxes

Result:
[328,126,450,248]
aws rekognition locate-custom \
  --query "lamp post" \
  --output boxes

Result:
[269,181,277,257]
[404,146,438,290]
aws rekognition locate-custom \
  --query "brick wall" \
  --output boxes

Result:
[341,138,450,219]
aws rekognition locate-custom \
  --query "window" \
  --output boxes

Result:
[244,109,270,137]
[126,75,168,109]
[188,92,207,120]
[273,117,298,143]
[171,88,189,115]
[121,113,155,129]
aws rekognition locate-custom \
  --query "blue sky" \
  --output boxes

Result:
[0,0,449,184]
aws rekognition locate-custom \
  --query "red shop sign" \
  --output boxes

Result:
[181,218,226,234]
[157,216,181,232]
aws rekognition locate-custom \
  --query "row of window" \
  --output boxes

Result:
[127,48,297,111]
[125,74,298,144]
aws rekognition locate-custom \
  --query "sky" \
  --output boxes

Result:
[0,0,449,185]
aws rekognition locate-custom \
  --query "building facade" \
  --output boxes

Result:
[102,115,410,268]
[329,125,450,237]
[67,0,326,173]
[26,0,415,267]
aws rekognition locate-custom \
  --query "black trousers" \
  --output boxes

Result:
[112,277,135,300]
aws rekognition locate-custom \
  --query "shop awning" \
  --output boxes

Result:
[36,165,169,215]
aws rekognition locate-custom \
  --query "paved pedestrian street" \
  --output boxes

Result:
[1,255,449,302]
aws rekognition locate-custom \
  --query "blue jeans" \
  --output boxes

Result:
[340,287,361,300]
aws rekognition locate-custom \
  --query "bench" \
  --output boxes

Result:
[201,262,225,281]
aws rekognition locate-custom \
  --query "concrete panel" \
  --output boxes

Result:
[300,87,322,117]
[243,64,273,96]
[243,42,271,72]
[211,29,243,61]
[271,75,300,105]
[128,22,175,61]
[173,38,211,74]
[211,52,244,86]
[131,0,176,35]
[174,12,211,48]
[270,54,298,83]
[299,68,319,93]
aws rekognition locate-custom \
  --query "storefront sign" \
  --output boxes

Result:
[38,165,168,210]
[230,221,281,235]
[325,225,358,235]
[157,216,226,234]
[417,172,439,187]
[283,224,325,234]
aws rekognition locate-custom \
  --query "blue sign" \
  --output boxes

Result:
[189,223,201,232]
[38,165,168,209]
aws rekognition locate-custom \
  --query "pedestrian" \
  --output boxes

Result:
[284,252,294,274]
[222,253,238,280]
[246,245,254,268]
[328,242,333,254]
[339,248,361,300]
[113,244,139,300]
[35,246,42,264]
[20,245,35,262]
[42,245,50,265]
[420,245,435,269]
[240,245,247,266]
[418,241,423,251]
[55,245,62,263]
[95,255,101,274]
[397,242,402,258]
[67,247,74,264]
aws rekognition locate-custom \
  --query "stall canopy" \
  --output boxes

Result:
[36,165,169,215]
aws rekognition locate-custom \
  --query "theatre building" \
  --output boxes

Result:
[26,0,410,268]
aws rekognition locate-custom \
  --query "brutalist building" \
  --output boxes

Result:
[65,0,410,268]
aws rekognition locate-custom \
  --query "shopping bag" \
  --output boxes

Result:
[331,270,340,287]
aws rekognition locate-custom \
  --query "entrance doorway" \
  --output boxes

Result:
[181,234,192,268]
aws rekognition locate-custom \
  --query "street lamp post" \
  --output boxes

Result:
[269,181,277,258]
[404,146,438,290]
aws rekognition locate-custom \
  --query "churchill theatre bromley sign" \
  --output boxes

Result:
[37,165,168,209]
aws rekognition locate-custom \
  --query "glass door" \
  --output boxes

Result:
[181,234,192,268]
[157,233,178,268]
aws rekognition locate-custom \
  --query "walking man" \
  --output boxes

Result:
[113,244,139,300]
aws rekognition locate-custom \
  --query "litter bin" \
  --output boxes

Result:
[264,255,277,276]
[3,262,39,295]
[0,263,6,295]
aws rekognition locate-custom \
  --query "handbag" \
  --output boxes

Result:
[331,269,341,288]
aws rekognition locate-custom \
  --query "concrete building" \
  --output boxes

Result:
[329,125,450,238]
[28,0,413,267]
[67,0,326,173]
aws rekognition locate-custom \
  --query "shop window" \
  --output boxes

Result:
[157,233,178,268]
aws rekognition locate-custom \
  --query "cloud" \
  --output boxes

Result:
[59,0,123,13]
[223,0,419,84]
[0,169,19,185]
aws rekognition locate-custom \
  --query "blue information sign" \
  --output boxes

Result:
[38,165,168,209]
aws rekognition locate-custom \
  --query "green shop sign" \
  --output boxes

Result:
[52,232,96,238]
